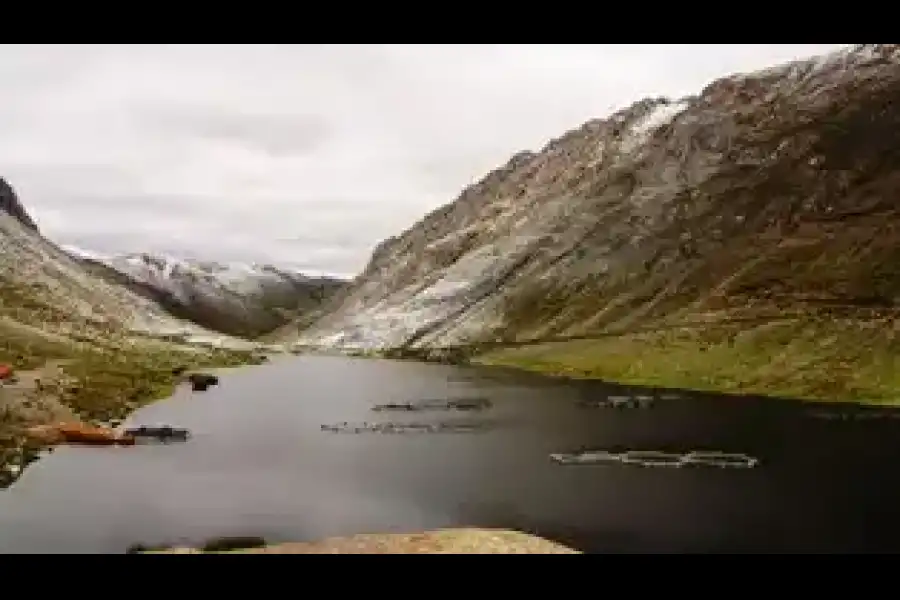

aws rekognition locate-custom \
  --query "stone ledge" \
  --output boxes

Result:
[143,528,580,554]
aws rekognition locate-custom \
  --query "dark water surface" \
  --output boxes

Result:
[1,355,898,554]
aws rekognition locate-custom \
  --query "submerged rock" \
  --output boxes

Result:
[124,425,190,442]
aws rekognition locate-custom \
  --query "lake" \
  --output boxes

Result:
[0,354,898,554]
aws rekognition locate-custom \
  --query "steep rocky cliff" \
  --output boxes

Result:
[282,44,900,402]
[65,248,347,339]
[0,177,38,232]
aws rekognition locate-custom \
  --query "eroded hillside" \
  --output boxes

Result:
[283,44,900,403]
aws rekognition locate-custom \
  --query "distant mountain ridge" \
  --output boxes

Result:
[64,247,348,339]
[0,177,252,355]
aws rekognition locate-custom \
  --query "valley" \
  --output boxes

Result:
[3,44,900,554]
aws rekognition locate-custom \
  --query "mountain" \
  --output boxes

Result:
[0,177,263,485]
[278,44,900,403]
[64,248,348,339]
[0,179,244,351]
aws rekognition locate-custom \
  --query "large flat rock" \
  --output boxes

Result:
[147,528,579,554]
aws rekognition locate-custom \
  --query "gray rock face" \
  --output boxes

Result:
[281,44,900,352]
[0,177,38,232]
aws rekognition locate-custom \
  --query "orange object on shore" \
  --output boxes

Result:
[57,423,134,445]
[0,364,13,380]
[51,422,134,446]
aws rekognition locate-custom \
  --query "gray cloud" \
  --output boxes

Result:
[144,105,333,157]
[0,44,849,277]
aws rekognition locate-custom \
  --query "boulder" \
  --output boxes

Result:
[187,373,219,386]
[187,372,219,392]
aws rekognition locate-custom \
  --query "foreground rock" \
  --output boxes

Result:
[123,425,190,442]
[280,45,900,404]
[142,528,579,554]
[186,372,219,392]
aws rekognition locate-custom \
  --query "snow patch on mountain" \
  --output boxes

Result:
[281,44,900,354]
[63,245,348,338]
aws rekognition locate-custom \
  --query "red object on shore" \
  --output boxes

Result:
[0,364,13,380]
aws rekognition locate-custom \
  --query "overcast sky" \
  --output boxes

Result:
[0,44,847,277]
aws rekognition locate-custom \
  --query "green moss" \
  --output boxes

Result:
[475,317,900,405]
[0,323,77,370]
[58,346,262,423]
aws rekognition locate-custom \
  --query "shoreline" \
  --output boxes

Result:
[471,343,899,407]
[299,340,898,407]
[105,361,266,431]
[0,345,271,488]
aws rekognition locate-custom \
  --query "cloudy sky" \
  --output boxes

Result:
[0,44,847,277]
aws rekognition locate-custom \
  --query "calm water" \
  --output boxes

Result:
[0,354,898,554]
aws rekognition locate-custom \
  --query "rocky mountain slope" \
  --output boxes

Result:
[64,248,347,339]
[281,44,900,403]
[0,179,245,353]
[0,178,263,485]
